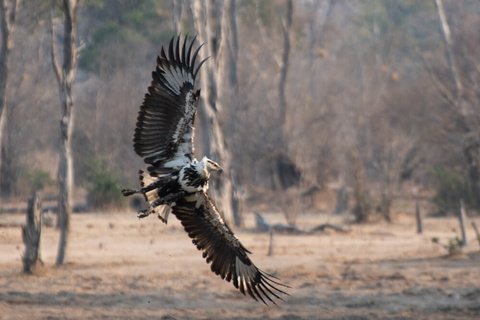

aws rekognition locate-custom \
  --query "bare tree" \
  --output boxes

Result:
[276,0,303,225]
[278,0,292,135]
[217,0,243,227]
[434,0,462,106]
[50,0,79,266]
[191,0,235,224]
[433,0,480,208]
[0,0,17,201]
[171,0,182,35]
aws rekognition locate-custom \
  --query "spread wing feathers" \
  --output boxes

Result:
[133,35,208,175]
[172,193,289,305]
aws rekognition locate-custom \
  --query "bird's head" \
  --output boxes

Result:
[202,156,223,174]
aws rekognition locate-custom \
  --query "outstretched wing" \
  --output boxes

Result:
[133,35,208,175]
[172,192,289,304]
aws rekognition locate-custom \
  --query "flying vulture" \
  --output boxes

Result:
[122,35,288,304]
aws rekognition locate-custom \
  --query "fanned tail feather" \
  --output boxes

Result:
[139,170,171,223]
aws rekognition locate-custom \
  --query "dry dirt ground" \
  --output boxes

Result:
[1,211,479,320]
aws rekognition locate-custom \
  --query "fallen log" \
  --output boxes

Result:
[309,223,350,233]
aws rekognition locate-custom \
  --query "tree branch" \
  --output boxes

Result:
[50,0,62,84]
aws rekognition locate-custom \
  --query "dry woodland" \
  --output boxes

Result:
[1,1,480,319]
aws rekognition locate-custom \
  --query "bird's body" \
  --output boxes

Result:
[122,35,288,304]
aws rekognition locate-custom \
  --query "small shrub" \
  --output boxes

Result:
[85,157,125,210]
[23,170,54,192]
[430,167,473,216]
[431,236,463,255]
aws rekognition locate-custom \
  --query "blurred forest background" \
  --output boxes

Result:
[1,0,480,225]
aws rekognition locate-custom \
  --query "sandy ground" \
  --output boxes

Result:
[1,211,480,320]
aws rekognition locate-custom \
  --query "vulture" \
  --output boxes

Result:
[122,35,288,304]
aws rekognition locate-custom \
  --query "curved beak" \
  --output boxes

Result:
[218,166,223,173]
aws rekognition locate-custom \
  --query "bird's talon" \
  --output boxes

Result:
[137,208,154,219]
[122,188,137,196]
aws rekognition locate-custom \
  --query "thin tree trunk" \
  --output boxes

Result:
[472,221,480,247]
[278,0,292,136]
[434,0,462,107]
[276,0,302,226]
[267,229,274,256]
[171,0,182,35]
[416,201,422,234]
[458,200,467,247]
[50,0,78,266]
[0,0,17,202]
[435,0,480,208]
[22,192,43,273]
[350,147,370,223]
[306,0,331,99]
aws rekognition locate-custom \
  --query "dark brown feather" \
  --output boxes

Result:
[172,193,289,304]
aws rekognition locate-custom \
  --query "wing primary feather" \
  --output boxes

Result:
[181,34,188,66]
[161,46,167,60]
[175,35,181,67]
[257,284,276,305]
[186,35,198,70]
[194,56,210,79]
[259,273,288,299]
[245,280,258,302]
[252,285,267,305]
[190,43,205,76]
[260,270,291,290]
[168,36,175,63]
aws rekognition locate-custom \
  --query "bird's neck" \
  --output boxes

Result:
[192,160,209,178]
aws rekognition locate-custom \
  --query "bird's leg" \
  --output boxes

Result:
[141,175,175,193]
[150,191,187,207]
[122,175,175,197]
[137,191,187,219]
[137,207,155,219]
[121,188,138,196]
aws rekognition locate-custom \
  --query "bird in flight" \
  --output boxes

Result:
[122,35,288,304]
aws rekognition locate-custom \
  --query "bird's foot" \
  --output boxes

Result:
[151,191,186,207]
[137,207,154,219]
[122,188,138,197]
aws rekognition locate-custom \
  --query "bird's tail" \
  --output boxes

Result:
[139,170,171,223]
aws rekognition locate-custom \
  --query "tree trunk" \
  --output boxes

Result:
[22,192,43,273]
[50,0,78,266]
[278,0,292,136]
[350,147,371,223]
[380,191,392,222]
[472,222,480,247]
[458,200,467,247]
[191,0,234,224]
[306,0,332,99]
[415,201,422,234]
[276,0,302,225]
[334,186,348,214]
[219,0,242,227]
[464,138,480,208]
[0,0,17,202]
[171,0,182,35]
[435,0,480,208]
[434,0,462,106]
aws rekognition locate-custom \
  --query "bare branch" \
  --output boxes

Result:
[50,0,62,84]
[435,0,463,105]
[417,49,455,106]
